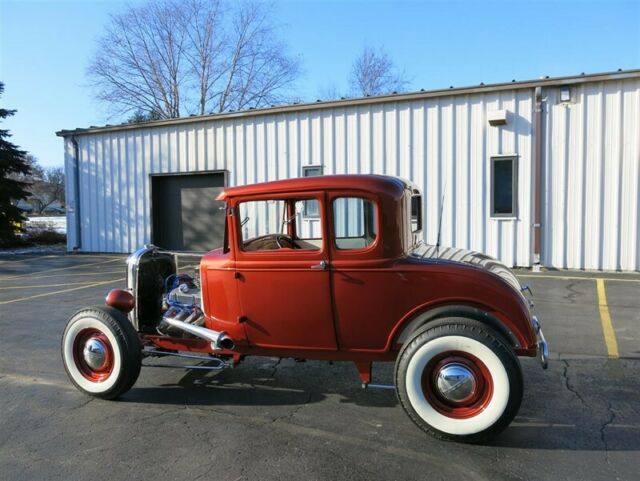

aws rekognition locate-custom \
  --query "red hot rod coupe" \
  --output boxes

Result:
[62,174,548,443]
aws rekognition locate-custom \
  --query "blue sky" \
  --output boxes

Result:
[1,0,638,167]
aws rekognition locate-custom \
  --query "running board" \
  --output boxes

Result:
[362,383,395,390]
[143,363,228,371]
[143,348,231,370]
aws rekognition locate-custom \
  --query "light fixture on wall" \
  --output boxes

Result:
[560,85,571,103]
[487,110,508,126]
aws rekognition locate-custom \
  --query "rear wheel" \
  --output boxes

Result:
[62,306,141,399]
[395,318,523,443]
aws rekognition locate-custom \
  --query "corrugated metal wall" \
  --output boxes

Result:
[63,76,640,271]
[542,78,640,271]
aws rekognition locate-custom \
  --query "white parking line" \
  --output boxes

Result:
[0,258,122,280]
[517,274,640,283]
[0,280,121,290]
[0,278,125,305]
[0,270,124,281]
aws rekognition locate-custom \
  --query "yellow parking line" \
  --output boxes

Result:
[596,278,620,359]
[0,278,125,305]
[0,258,122,280]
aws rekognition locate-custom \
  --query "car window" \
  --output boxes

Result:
[238,198,322,252]
[333,197,377,250]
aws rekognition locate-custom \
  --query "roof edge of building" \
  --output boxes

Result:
[57,68,640,137]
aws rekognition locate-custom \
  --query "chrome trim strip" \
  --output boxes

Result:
[126,245,157,329]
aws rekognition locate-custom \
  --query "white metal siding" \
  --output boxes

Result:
[542,78,640,270]
[64,77,640,271]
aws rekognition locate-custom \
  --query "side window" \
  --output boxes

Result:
[333,197,377,250]
[238,198,322,252]
[491,156,518,217]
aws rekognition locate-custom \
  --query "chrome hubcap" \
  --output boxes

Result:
[436,363,477,403]
[83,338,108,370]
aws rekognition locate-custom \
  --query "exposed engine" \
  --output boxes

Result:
[158,273,205,336]
[128,246,234,350]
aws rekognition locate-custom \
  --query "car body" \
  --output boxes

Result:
[62,174,548,443]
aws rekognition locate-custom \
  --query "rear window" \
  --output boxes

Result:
[411,195,422,233]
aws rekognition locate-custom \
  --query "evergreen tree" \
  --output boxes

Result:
[0,82,32,246]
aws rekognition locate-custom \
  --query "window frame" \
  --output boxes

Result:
[410,194,423,233]
[490,155,518,218]
[233,192,326,258]
[330,194,380,253]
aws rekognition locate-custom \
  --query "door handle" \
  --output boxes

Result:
[311,260,328,270]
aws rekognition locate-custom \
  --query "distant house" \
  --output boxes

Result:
[15,200,34,213]
[41,201,65,215]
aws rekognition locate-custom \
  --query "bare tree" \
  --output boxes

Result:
[349,46,409,97]
[30,167,65,214]
[12,155,65,214]
[88,0,300,119]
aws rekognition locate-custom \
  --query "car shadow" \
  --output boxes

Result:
[120,357,640,452]
[121,358,399,409]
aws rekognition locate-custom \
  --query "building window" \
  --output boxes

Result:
[302,165,323,217]
[302,165,323,178]
[491,156,518,217]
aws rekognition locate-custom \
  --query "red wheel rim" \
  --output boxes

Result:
[72,328,114,382]
[421,350,494,419]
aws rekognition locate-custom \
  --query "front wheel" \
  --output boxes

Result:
[61,306,142,399]
[395,318,523,443]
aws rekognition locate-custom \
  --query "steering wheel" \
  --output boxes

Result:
[275,234,295,249]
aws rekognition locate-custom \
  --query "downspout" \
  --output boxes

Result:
[533,87,543,270]
[71,135,82,251]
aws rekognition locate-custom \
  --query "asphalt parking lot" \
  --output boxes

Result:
[0,254,638,481]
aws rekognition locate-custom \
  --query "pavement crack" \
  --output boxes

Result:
[71,396,95,410]
[599,401,615,467]
[136,405,186,422]
[563,281,579,303]
[562,360,587,406]
[267,357,282,379]
[271,390,313,424]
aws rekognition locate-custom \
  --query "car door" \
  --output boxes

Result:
[234,193,337,350]
[328,192,397,350]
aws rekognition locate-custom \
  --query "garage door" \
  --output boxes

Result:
[151,172,226,251]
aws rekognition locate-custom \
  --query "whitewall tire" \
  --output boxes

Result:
[62,306,141,399]
[395,318,523,443]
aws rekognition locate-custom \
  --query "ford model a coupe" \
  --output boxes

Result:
[62,175,548,443]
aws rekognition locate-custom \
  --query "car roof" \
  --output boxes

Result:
[216,174,415,201]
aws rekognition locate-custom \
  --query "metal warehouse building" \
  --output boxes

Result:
[57,69,640,271]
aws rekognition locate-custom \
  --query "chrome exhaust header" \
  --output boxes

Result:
[161,316,235,350]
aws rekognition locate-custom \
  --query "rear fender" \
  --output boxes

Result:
[391,303,532,353]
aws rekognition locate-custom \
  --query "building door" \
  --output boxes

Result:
[151,172,226,251]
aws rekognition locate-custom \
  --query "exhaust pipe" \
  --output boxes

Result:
[162,317,235,350]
